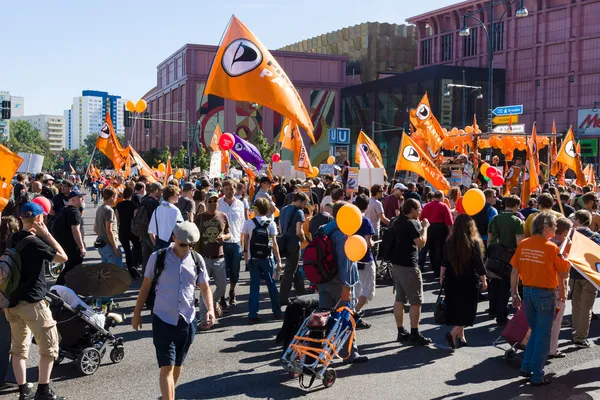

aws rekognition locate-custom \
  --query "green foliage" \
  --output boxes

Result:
[141,146,171,169]
[254,130,278,163]
[192,144,211,172]
[5,120,63,171]
[172,145,187,169]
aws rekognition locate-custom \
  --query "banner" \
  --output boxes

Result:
[555,127,586,187]
[347,167,359,192]
[231,133,264,170]
[16,152,42,174]
[205,16,315,142]
[355,130,384,169]
[567,231,600,290]
[97,112,130,170]
[209,151,222,179]
[395,133,450,194]
[409,93,446,154]
[128,146,157,183]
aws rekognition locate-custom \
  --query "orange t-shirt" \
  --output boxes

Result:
[510,235,570,289]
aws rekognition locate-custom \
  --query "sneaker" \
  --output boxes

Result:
[214,301,223,318]
[574,339,591,348]
[397,330,410,342]
[19,393,34,400]
[219,296,229,310]
[248,316,262,323]
[229,291,237,306]
[355,319,372,330]
[348,354,369,364]
[561,319,571,327]
[408,333,432,346]
[35,389,65,400]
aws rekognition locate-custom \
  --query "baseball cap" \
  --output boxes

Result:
[68,190,85,199]
[394,183,408,191]
[173,221,200,244]
[20,202,44,218]
[183,182,195,192]
[206,191,219,200]
[200,178,211,188]
[43,174,55,181]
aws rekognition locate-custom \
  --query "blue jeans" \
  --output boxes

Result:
[521,286,556,383]
[98,243,124,267]
[248,258,281,318]
[223,242,242,285]
[0,311,10,382]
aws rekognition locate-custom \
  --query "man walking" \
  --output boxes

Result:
[177,182,196,222]
[195,192,230,328]
[419,190,453,278]
[389,199,432,345]
[278,192,309,305]
[132,222,215,400]
[218,180,245,307]
[53,190,86,285]
[5,202,68,400]
[149,185,184,250]
[132,182,146,208]
[94,186,124,266]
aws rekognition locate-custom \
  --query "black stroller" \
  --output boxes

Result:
[46,291,125,376]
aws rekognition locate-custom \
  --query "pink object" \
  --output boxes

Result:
[486,167,499,178]
[491,175,505,187]
[219,133,235,151]
[271,153,281,162]
[32,196,51,215]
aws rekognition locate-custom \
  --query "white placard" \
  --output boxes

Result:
[17,153,44,174]
[227,167,242,179]
[358,168,385,189]
[462,162,474,187]
[293,170,306,180]
[319,164,336,176]
[272,161,292,178]
[209,151,221,179]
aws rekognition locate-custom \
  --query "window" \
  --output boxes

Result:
[441,33,453,61]
[420,39,433,66]
[176,57,183,79]
[493,21,504,51]
[463,27,478,57]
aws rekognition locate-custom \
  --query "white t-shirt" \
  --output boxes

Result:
[149,201,184,242]
[365,197,384,233]
[218,197,245,243]
[242,215,277,243]
[320,195,333,209]
[235,195,250,211]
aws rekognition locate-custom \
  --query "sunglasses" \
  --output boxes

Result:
[207,199,218,204]
[178,243,193,248]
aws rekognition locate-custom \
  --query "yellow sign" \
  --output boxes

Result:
[492,115,519,125]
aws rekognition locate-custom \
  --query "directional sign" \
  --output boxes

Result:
[492,115,519,125]
[336,128,350,144]
[328,128,337,144]
[492,124,525,134]
[492,105,523,116]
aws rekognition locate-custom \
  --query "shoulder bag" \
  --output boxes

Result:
[434,284,448,325]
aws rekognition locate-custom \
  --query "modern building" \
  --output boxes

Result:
[280,22,417,83]
[64,90,126,149]
[129,44,347,166]
[13,115,65,152]
[406,0,600,145]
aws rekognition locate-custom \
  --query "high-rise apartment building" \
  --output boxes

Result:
[12,115,65,152]
[64,90,125,149]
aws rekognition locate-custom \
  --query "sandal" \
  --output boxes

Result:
[548,351,566,359]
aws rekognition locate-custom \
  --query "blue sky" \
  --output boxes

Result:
[1,0,456,115]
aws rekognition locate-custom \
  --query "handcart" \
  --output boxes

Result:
[493,306,530,360]
[281,304,356,389]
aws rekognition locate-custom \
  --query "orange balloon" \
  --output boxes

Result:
[345,235,367,262]
[175,169,183,179]
[158,163,166,173]
[336,204,362,236]
[125,100,136,112]
[135,99,147,113]
[327,156,335,165]
[465,126,473,134]
[311,166,319,176]
[463,189,486,216]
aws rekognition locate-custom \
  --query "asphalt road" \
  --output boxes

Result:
[2,197,600,400]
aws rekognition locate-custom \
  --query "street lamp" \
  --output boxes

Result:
[459,0,529,133]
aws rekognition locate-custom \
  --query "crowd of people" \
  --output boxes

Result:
[1,164,599,399]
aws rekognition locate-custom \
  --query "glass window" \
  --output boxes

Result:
[493,22,504,51]
[463,27,478,57]
[441,33,453,61]
[420,39,433,65]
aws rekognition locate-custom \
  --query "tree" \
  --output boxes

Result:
[172,145,187,169]
[6,120,60,171]
[192,144,211,172]
[254,130,278,163]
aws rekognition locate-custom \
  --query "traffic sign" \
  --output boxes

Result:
[328,128,337,144]
[492,124,525,134]
[492,115,519,125]
[328,128,350,144]
[492,105,523,116]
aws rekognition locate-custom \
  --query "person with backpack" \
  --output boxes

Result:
[53,190,86,286]
[149,185,184,251]
[472,189,499,248]
[115,187,142,278]
[137,182,163,273]
[194,191,230,328]
[131,221,214,400]
[0,216,18,391]
[177,182,196,222]
[242,197,282,322]
[4,202,68,400]
[278,191,309,306]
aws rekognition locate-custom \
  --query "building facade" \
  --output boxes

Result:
[0,91,23,138]
[406,0,600,147]
[129,44,347,166]
[13,115,65,152]
[280,22,417,83]
[64,90,126,149]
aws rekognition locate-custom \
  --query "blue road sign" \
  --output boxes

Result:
[328,128,337,144]
[492,105,523,116]
[336,128,350,144]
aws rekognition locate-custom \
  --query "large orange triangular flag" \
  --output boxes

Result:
[205,16,315,143]
[395,133,450,194]
[567,231,600,290]
[97,112,130,170]
[128,146,157,183]
[164,158,172,186]
[210,125,223,152]
[355,130,385,169]
[555,127,586,186]
[531,122,540,176]
[583,164,596,190]
[0,144,23,212]
[409,93,446,153]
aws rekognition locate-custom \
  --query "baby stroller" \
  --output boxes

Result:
[46,290,125,376]
[281,303,356,389]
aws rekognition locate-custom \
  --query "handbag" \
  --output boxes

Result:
[485,244,514,278]
[434,285,448,325]
[94,237,107,248]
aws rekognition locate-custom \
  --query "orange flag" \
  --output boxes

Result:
[280,118,297,151]
[409,93,446,153]
[0,144,23,211]
[355,130,385,169]
[97,112,130,170]
[531,122,540,176]
[505,166,521,196]
[522,136,540,205]
[555,127,586,187]
[395,133,450,194]
[210,125,223,152]
[567,231,600,290]
[205,16,315,143]
[128,146,157,183]
[124,155,132,178]
[550,120,560,177]
[293,129,313,174]
[471,115,480,175]
[164,158,172,186]
[583,164,596,190]
[231,150,257,199]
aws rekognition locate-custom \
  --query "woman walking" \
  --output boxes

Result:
[440,214,487,349]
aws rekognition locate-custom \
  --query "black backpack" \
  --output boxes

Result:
[131,203,150,237]
[249,218,272,259]
[380,216,398,262]
[145,248,203,311]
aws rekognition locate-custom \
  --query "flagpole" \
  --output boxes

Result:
[82,146,97,187]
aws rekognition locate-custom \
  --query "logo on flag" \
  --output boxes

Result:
[99,123,110,139]
[403,145,421,162]
[416,104,431,121]
[565,140,576,158]
[506,168,515,180]
[222,39,263,77]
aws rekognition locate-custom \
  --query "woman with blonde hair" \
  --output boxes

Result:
[440,214,487,348]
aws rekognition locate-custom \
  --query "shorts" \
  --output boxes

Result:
[391,265,423,305]
[4,300,59,359]
[152,314,196,367]
[356,261,376,302]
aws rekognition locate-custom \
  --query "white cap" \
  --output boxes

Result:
[394,183,408,191]
[43,174,55,181]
